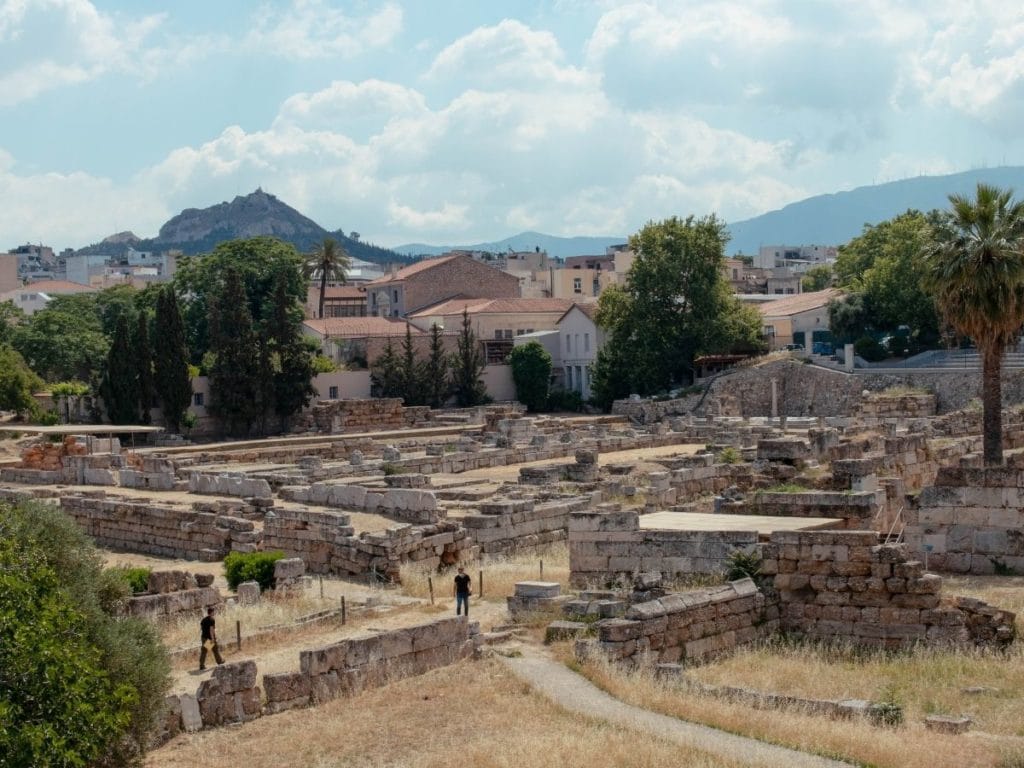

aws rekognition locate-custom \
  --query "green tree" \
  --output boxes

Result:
[399,324,425,406]
[0,345,43,416]
[266,270,315,432]
[923,183,1024,466]
[0,300,25,345]
[174,237,305,364]
[0,499,170,767]
[422,323,451,408]
[596,215,758,396]
[208,267,261,437]
[153,286,192,434]
[589,337,633,411]
[509,341,552,412]
[133,311,155,425]
[101,314,140,424]
[11,303,108,382]
[305,238,352,319]
[452,308,487,406]
[801,264,833,292]
[370,337,403,398]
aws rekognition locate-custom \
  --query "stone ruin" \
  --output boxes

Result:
[124,570,219,619]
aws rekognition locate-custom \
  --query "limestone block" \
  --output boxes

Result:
[514,581,561,599]
[179,693,202,732]
[237,581,261,605]
[274,557,306,581]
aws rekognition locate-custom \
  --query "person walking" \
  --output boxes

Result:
[453,566,472,616]
[199,606,224,670]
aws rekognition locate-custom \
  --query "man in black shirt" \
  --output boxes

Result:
[453,566,472,616]
[199,606,224,670]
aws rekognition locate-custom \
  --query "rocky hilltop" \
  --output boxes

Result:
[76,189,408,266]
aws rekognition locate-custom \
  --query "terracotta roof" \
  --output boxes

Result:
[15,280,94,293]
[757,289,840,318]
[409,297,574,317]
[302,317,425,338]
[556,301,599,324]
[308,285,365,300]
[365,255,459,284]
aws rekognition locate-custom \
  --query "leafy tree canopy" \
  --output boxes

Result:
[0,344,43,416]
[509,341,552,412]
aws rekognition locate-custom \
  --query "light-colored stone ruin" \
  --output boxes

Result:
[3,362,1023,742]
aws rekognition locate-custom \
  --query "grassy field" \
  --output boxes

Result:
[147,658,745,768]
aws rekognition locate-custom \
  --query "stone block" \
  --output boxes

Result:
[213,660,258,693]
[237,581,261,605]
[545,620,588,643]
[514,581,561,598]
[924,715,971,735]
[274,557,306,581]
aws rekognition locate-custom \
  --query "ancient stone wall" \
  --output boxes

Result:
[264,616,476,712]
[906,463,1024,574]
[124,570,220,619]
[585,578,777,664]
[279,481,440,524]
[61,494,261,560]
[761,530,1015,649]
[569,509,758,586]
[291,398,432,434]
[722,490,883,529]
[859,393,937,418]
[460,497,589,556]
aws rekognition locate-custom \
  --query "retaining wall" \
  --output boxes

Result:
[569,509,759,586]
[459,497,589,556]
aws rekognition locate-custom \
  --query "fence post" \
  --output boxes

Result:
[428,576,435,605]
[235,620,241,651]
[319,576,324,599]
[540,559,544,580]
[341,595,347,625]
[479,569,484,599]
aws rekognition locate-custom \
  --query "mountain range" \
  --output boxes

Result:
[394,166,1024,257]
[72,166,1024,264]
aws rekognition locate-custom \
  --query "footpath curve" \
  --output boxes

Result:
[501,647,853,768]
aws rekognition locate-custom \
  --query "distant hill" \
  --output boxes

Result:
[76,189,410,266]
[394,231,628,259]
[725,166,1024,254]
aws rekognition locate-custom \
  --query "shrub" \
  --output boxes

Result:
[725,549,762,582]
[854,335,887,362]
[547,387,584,413]
[717,447,742,464]
[508,341,552,412]
[223,550,285,591]
[311,354,336,373]
[0,500,170,766]
[113,566,151,594]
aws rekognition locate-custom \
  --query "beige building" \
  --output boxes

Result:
[757,289,839,350]
[0,253,18,293]
[408,297,574,363]
[0,279,94,316]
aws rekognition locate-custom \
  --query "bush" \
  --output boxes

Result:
[223,550,285,591]
[547,387,584,413]
[0,500,170,767]
[854,335,887,362]
[508,341,552,413]
[113,566,151,594]
[311,354,336,373]
[725,549,762,582]
[717,447,742,465]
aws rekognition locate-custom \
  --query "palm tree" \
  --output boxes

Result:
[924,183,1024,465]
[305,238,352,319]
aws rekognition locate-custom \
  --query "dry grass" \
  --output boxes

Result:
[570,651,1019,768]
[945,574,1024,629]
[147,658,743,768]
[398,543,570,604]
[689,638,1024,737]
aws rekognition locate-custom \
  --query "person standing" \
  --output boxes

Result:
[199,606,224,670]
[453,566,472,616]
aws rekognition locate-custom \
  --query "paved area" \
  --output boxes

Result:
[502,647,852,768]
[640,511,840,534]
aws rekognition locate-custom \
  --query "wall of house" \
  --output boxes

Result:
[391,256,520,316]
[558,309,603,399]
[481,363,516,401]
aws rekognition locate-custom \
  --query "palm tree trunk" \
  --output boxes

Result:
[981,343,1004,466]
[318,267,328,319]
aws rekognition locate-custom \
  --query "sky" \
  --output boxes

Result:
[2,0,1024,251]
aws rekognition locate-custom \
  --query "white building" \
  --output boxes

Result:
[556,302,604,400]
[0,279,94,315]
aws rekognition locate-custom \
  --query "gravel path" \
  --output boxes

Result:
[502,647,853,768]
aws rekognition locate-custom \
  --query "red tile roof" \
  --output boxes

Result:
[409,297,574,317]
[17,280,94,293]
[365,255,459,284]
[308,285,365,300]
[302,317,425,338]
[556,301,599,324]
[757,289,840,318]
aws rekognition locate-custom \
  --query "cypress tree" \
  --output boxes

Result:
[208,268,261,437]
[153,287,192,433]
[452,308,487,407]
[423,323,450,408]
[101,314,140,424]
[370,338,402,398]
[268,270,314,432]
[133,311,155,424]
[399,324,424,406]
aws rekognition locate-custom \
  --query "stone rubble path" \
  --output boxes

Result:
[501,647,853,768]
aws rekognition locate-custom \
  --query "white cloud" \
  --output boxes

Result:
[0,0,166,105]
[387,201,469,231]
[877,153,954,182]
[245,0,402,59]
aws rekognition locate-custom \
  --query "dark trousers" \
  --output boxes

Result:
[456,593,469,616]
[200,640,224,669]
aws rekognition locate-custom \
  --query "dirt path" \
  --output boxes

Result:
[501,646,853,768]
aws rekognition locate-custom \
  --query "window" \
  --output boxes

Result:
[392,289,398,302]
[495,330,504,339]
[328,386,339,399]
[575,334,580,352]
[193,392,204,406]
[516,329,525,335]
[573,277,582,293]
[565,334,571,353]
[592,278,600,295]
[584,333,590,352]
[504,329,514,339]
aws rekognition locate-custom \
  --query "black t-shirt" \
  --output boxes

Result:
[454,573,471,595]
[200,615,215,640]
